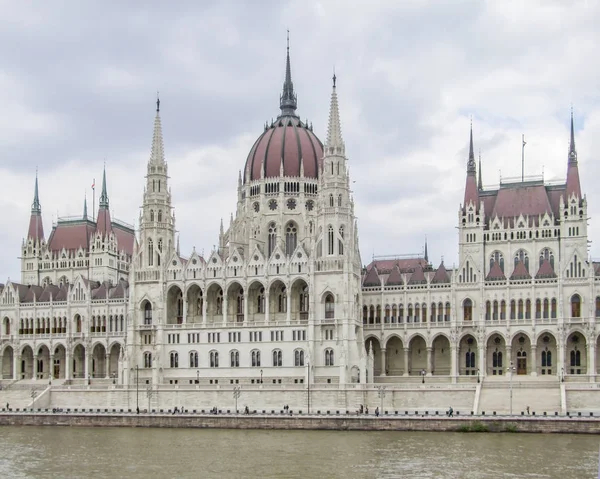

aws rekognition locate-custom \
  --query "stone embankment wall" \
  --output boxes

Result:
[2,413,600,434]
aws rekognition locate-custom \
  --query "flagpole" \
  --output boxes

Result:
[522,134,526,182]
[92,178,95,221]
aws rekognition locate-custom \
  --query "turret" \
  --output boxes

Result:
[566,110,582,201]
[95,166,112,236]
[27,172,45,243]
[462,123,478,211]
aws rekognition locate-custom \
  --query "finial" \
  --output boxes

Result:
[333,66,336,87]
[156,92,160,113]
[31,168,41,214]
[287,29,289,52]
[279,30,297,116]
[467,119,476,173]
[569,106,576,162]
[478,149,483,190]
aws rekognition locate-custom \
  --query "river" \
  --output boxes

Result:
[0,426,598,478]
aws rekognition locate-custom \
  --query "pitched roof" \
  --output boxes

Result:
[47,220,96,253]
[363,267,381,287]
[28,212,45,241]
[492,184,553,219]
[408,265,426,284]
[431,262,450,283]
[535,259,557,279]
[486,262,506,281]
[367,257,428,272]
[385,266,403,286]
[510,260,531,280]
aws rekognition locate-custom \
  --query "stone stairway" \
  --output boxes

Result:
[478,379,562,415]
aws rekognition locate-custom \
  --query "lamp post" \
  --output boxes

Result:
[233,385,241,413]
[135,365,139,414]
[87,373,91,386]
[477,368,480,384]
[508,361,516,415]
[421,369,426,384]
[307,361,311,414]
[376,385,386,414]
[260,369,263,384]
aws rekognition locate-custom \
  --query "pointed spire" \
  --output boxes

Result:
[424,238,429,263]
[99,165,109,209]
[478,150,483,190]
[150,93,166,165]
[326,71,344,152]
[83,193,88,219]
[569,107,577,164]
[31,169,41,214]
[279,30,297,117]
[176,234,180,256]
[467,120,476,173]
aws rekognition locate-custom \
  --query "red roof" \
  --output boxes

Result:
[385,266,403,286]
[492,184,552,220]
[408,265,426,284]
[244,116,323,182]
[510,260,531,280]
[566,162,581,199]
[363,267,381,287]
[48,221,96,253]
[367,257,428,272]
[463,174,478,209]
[431,262,450,283]
[486,262,506,281]
[28,213,45,241]
[535,259,556,279]
[96,207,112,236]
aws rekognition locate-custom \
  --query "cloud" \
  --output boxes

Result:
[1,1,600,281]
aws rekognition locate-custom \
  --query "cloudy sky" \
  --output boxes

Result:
[1,0,600,281]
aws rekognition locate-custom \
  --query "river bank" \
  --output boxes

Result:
[1,411,600,434]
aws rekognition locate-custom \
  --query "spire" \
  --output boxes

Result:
[99,165,109,209]
[467,120,476,173]
[424,238,429,263]
[279,30,297,117]
[150,94,166,165]
[83,193,88,219]
[569,107,577,164]
[31,169,41,214]
[478,150,483,190]
[325,72,344,152]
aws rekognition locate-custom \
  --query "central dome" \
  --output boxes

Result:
[243,42,323,183]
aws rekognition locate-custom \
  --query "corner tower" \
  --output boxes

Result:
[21,173,46,284]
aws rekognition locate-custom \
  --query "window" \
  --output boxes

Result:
[328,225,334,255]
[148,239,154,267]
[465,350,476,368]
[272,349,282,367]
[539,248,554,269]
[325,294,335,319]
[257,288,265,313]
[251,350,261,367]
[571,294,581,318]
[158,210,162,222]
[514,249,529,272]
[150,210,154,222]
[338,226,344,255]
[294,349,305,366]
[285,223,297,256]
[170,352,179,368]
[490,251,504,272]
[268,223,276,257]
[144,352,152,368]
[463,299,473,321]
[189,351,198,368]
[325,348,334,366]
[210,351,219,368]
[230,350,239,367]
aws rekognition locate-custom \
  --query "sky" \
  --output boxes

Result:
[1,0,600,281]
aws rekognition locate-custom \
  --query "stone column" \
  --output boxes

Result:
[506,345,512,371]
[380,348,386,376]
[105,354,110,379]
[264,292,270,324]
[33,354,38,380]
[558,340,565,379]
[202,296,207,325]
[244,290,249,323]
[588,341,596,382]
[182,299,187,324]
[49,354,54,380]
[223,296,228,325]
[84,348,90,380]
[286,289,292,324]
[426,347,433,375]
[478,344,486,378]
[450,345,458,383]
[14,353,20,380]
[0,355,3,381]
[65,348,71,381]
[530,345,537,376]
[403,348,410,376]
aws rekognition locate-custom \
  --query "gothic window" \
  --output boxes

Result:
[251,350,261,367]
[230,350,240,367]
[514,249,529,272]
[328,225,334,255]
[500,300,506,320]
[510,300,516,320]
[325,348,334,366]
[216,289,223,315]
[490,251,504,272]
[189,351,198,368]
[272,349,282,367]
[551,298,557,318]
[150,210,154,222]
[485,301,491,321]
[329,194,334,207]
[158,239,163,252]
[539,248,555,269]
[596,297,600,318]
[541,349,552,367]
[143,303,152,325]
[338,226,344,255]
[170,352,179,368]
[278,287,287,313]
[148,240,154,266]
[209,351,219,367]
[338,194,342,207]
[325,294,335,319]
[257,288,265,313]
[518,299,524,319]
[493,301,498,320]
[294,349,305,366]
[465,350,476,368]
[158,210,162,223]
[543,298,549,319]
[268,223,276,257]
[285,223,297,256]
[299,285,309,313]
[144,352,152,368]
[463,298,473,321]
[535,299,542,319]
[236,289,244,317]
[571,294,581,318]
[152,180,155,193]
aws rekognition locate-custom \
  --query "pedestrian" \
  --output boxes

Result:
[375,407,379,417]
[365,406,369,415]
[6,402,9,411]
[448,406,453,417]
[526,406,530,415]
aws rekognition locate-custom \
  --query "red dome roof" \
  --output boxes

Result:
[244,116,323,183]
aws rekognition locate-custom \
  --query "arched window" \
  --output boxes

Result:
[490,251,504,272]
[75,314,82,332]
[210,351,219,368]
[236,289,244,316]
[3,317,10,335]
[285,223,297,256]
[325,348,334,366]
[268,223,276,257]
[299,285,309,313]
[170,352,178,368]
[514,249,529,272]
[539,248,555,269]
[148,239,154,267]
[144,352,152,368]
[463,299,473,321]
[338,226,344,255]
[445,302,451,321]
[277,287,287,313]
[257,288,265,313]
[541,349,552,367]
[157,210,162,223]
[338,194,342,207]
[525,299,531,319]
[329,194,334,207]
[328,226,334,255]
[142,302,152,325]
[294,349,305,366]
[272,349,282,367]
[551,298,557,318]
[465,350,476,368]
[189,351,198,368]
[216,289,223,315]
[543,298,549,319]
[150,210,154,222]
[325,294,335,319]
[251,350,261,367]
[485,301,491,321]
[595,297,600,318]
[571,294,581,317]
[230,350,240,367]
[535,299,542,319]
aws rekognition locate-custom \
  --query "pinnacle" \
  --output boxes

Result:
[325,77,344,151]
[150,100,166,165]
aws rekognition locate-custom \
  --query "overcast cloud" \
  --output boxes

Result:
[1,0,600,281]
